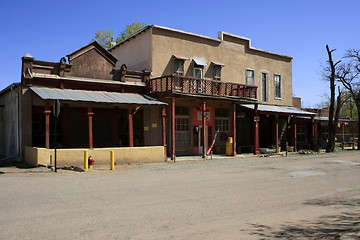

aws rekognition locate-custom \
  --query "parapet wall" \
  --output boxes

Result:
[25,146,166,167]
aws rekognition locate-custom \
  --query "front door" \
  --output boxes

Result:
[198,125,208,154]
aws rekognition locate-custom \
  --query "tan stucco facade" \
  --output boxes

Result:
[25,146,166,167]
[111,26,293,106]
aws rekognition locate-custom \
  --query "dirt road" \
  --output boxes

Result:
[1,151,360,239]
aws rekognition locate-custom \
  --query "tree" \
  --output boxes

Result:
[338,49,360,149]
[116,21,147,43]
[94,29,114,49]
[324,45,342,152]
[94,21,147,49]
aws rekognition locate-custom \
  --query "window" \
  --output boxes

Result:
[246,69,255,86]
[175,106,190,146]
[212,65,221,81]
[173,59,184,76]
[261,73,268,102]
[274,74,281,99]
[194,67,203,79]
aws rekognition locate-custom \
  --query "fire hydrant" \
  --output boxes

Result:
[88,156,94,169]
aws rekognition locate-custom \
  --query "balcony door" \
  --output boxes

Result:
[193,67,204,93]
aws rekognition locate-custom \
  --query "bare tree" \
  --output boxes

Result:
[338,49,360,149]
[324,45,342,152]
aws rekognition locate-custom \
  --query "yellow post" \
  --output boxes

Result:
[84,150,88,172]
[110,150,115,170]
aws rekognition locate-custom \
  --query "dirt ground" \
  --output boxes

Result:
[1,151,360,239]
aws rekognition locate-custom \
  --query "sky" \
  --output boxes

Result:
[0,0,359,107]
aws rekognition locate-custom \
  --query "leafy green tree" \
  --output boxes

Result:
[94,21,147,49]
[94,29,114,49]
[116,21,147,43]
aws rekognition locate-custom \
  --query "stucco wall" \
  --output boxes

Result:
[25,146,166,167]
[110,29,152,71]
[151,28,293,106]
[0,88,20,158]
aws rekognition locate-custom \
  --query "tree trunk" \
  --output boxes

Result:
[326,45,336,153]
[357,104,360,150]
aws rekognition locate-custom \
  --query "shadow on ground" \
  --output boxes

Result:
[245,197,360,239]
[0,160,34,169]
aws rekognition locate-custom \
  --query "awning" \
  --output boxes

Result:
[211,61,225,66]
[193,58,208,67]
[30,87,167,105]
[240,104,315,116]
[173,55,189,60]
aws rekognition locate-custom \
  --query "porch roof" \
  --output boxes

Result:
[30,87,167,105]
[240,104,315,116]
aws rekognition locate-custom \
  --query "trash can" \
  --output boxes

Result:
[226,137,234,156]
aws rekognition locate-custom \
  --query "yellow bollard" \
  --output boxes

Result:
[84,150,88,172]
[110,150,115,170]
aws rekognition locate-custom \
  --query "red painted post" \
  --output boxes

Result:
[202,100,207,158]
[311,117,315,150]
[293,116,297,152]
[254,104,260,155]
[275,115,279,152]
[162,107,167,159]
[171,98,176,161]
[87,105,94,149]
[44,102,51,149]
[128,105,133,147]
[233,103,237,156]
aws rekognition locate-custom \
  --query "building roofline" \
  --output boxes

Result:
[0,83,21,97]
[218,31,293,59]
[109,25,292,59]
[67,40,118,65]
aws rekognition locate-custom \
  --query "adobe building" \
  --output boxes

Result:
[109,25,315,159]
[0,25,318,167]
[1,41,167,166]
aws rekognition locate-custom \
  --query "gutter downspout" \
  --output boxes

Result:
[0,84,21,162]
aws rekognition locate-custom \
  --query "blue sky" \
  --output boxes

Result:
[1,0,359,107]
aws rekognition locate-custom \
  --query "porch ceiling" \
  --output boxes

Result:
[30,87,167,105]
[240,104,316,116]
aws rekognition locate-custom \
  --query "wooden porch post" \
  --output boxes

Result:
[293,116,297,152]
[311,117,315,150]
[87,105,93,149]
[128,105,134,147]
[171,97,176,161]
[275,115,279,153]
[44,102,51,149]
[202,100,207,158]
[254,104,260,155]
[162,107,167,159]
[233,103,237,156]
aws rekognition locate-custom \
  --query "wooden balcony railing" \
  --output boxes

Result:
[149,75,257,99]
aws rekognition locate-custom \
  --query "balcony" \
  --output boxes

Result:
[149,75,257,100]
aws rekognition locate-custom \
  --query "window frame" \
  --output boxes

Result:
[261,72,268,102]
[274,74,282,99]
[212,65,222,81]
[246,69,255,86]
[173,59,185,76]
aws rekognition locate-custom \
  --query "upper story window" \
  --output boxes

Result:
[246,69,255,86]
[173,59,184,76]
[193,67,203,79]
[274,74,281,99]
[212,65,221,81]
[211,62,224,81]
[261,73,268,102]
